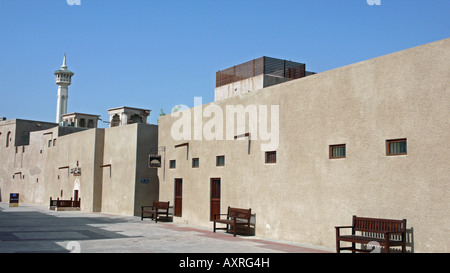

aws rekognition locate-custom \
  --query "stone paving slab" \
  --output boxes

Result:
[0,203,332,254]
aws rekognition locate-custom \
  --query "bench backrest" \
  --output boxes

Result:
[227,206,251,220]
[353,215,406,233]
[153,201,170,210]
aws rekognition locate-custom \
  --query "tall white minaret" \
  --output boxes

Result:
[54,54,74,124]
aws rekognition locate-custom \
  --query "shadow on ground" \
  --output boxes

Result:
[0,209,138,253]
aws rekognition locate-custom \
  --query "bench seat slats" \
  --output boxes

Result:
[337,235,404,245]
[214,219,250,225]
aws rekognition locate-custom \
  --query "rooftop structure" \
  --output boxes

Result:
[214,56,315,101]
[216,56,306,87]
[62,112,101,128]
[107,106,151,127]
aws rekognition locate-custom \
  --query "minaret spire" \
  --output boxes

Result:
[54,54,75,124]
[61,53,67,69]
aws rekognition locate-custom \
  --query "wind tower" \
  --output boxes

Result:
[54,54,75,124]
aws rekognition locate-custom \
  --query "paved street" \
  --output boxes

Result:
[0,202,332,254]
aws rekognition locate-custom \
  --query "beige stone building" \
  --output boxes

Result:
[157,38,450,253]
[0,117,159,216]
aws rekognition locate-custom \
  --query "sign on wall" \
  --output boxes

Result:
[140,178,149,184]
[9,193,19,207]
[149,155,161,168]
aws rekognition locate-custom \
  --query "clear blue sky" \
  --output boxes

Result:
[0,0,449,126]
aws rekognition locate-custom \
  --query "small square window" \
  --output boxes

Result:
[192,158,199,168]
[169,160,176,169]
[265,151,277,164]
[387,139,407,156]
[330,144,346,159]
[216,155,225,166]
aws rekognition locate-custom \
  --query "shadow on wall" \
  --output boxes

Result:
[362,227,415,253]
[406,228,415,253]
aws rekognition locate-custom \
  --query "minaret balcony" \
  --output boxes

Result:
[56,78,72,84]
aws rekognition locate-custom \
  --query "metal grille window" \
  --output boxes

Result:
[265,151,277,164]
[216,155,225,166]
[192,158,199,168]
[169,160,176,169]
[330,144,346,159]
[387,139,407,156]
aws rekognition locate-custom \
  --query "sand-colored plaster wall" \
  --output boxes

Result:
[158,38,450,252]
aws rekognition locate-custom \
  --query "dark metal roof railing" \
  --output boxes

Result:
[216,56,306,88]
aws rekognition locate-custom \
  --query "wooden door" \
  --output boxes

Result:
[174,179,182,217]
[210,178,221,221]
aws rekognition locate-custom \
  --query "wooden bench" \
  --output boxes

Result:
[141,201,171,223]
[335,215,407,253]
[213,206,252,237]
[49,197,81,210]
